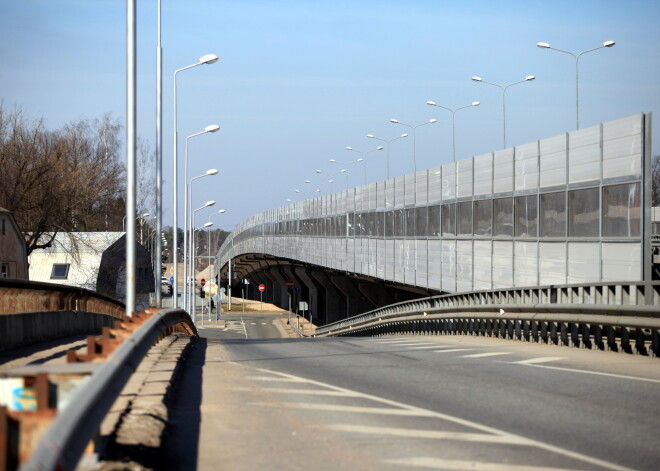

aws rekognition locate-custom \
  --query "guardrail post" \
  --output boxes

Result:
[621,327,632,354]
[522,321,530,342]
[581,324,592,350]
[550,322,559,345]
[634,329,647,356]
[594,324,604,350]
[606,325,617,352]
[652,330,660,358]
[570,323,580,348]
[560,322,569,347]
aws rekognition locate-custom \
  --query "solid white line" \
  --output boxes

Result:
[253,367,635,471]
[249,387,360,397]
[384,457,585,471]
[324,424,524,445]
[249,402,437,416]
[461,352,512,359]
[519,363,660,384]
[432,349,475,353]
[402,345,447,350]
[246,376,306,383]
[513,357,566,365]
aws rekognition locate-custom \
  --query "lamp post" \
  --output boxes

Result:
[345,146,383,185]
[389,118,437,174]
[426,101,480,162]
[193,220,213,325]
[366,133,408,180]
[537,40,615,129]
[138,212,150,245]
[172,53,218,308]
[187,172,217,312]
[329,159,362,188]
[182,125,219,310]
[208,209,226,317]
[189,200,215,316]
[155,0,163,307]
[471,75,535,148]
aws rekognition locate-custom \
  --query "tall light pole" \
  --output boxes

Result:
[426,101,480,162]
[187,173,217,312]
[345,146,383,185]
[193,220,213,325]
[190,201,215,316]
[126,0,136,316]
[537,40,615,129]
[172,53,218,308]
[329,159,362,188]
[389,118,437,174]
[208,209,226,317]
[471,75,535,148]
[182,125,219,310]
[366,133,408,180]
[155,0,163,307]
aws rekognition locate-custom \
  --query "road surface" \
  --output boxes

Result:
[162,312,660,471]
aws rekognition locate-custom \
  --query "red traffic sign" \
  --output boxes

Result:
[200,278,206,286]
[259,284,265,292]
[286,281,294,288]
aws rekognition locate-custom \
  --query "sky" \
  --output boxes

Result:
[1,0,659,231]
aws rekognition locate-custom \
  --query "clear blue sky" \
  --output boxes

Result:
[1,0,659,230]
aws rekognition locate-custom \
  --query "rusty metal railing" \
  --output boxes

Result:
[1,308,196,471]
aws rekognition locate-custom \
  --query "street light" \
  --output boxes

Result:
[345,146,383,185]
[537,40,615,129]
[189,200,215,315]
[389,118,437,174]
[426,101,480,162]
[366,133,408,180]
[192,220,214,324]
[172,53,219,307]
[187,173,217,313]
[471,75,535,148]
[182,125,219,308]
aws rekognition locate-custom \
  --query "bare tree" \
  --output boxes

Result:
[652,155,660,207]
[0,105,125,255]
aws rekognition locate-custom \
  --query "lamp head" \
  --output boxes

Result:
[429,119,437,124]
[346,146,353,150]
[206,168,219,175]
[471,76,482,82]
[199,54,219,65]
[142,212,150,217]
[376,146,384,150]
[401,133,409,138]
[537,42,550,48]
[315,169,322,173]
[294,189,300,193]
[525,75,536,81]
[205,200,216,207]
[340,169,347,173]
[471,101,480,106]
[204,124,220,133]
[426,101,436,106]
[329,159,337,163]
[603,40,615,47]
[328,179,334,183]
[204,222,214,228]
[356,158,364,162]
[218,209,226,214]
[390,119,399,123]
[305,180,311,183]
[366,134,375,138]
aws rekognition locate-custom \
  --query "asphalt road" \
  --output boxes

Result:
[162,313,660,471]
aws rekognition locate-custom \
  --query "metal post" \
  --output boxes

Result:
[228,258,232,310]
[155,0,163,307]
[125,0,136,317]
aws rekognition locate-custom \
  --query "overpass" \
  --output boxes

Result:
[218,113,654,326]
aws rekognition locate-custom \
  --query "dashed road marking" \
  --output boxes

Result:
[383,457,586,471]
[323,424,525,445]
[432,348,475,354]
[460,352,512,359]
[512,357,566,365]
[517,364,660,384]
[236,387,360,397]
[249,402,437,417]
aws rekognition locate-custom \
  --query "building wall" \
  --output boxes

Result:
[0,210,29,280]
[219,113,651,292]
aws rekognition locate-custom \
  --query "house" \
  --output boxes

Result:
[28,232,155,309]
[0,206,29,280]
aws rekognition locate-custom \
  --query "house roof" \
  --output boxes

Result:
[34,232,126,254]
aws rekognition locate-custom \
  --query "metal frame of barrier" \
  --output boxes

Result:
[314,281,660,357]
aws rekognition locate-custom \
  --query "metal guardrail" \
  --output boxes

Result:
[314,281,660,357]
[22,308,196,471]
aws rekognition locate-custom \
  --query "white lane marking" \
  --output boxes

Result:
[513,357,566,365]
[519,364,660,384]
[250,322,256,325]
[384,457,585,471]
[261,322,267,325]
[249,402,437,417]
[323,424,525,445]
[432,349,475,354]
[401,345,447,350]
[460,352,512,359]
[240,387,359,397]
[239,317,248,338]
[246,376,306,383]
[253,367,634,471]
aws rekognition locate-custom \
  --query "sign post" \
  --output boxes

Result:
[286,281,293,324]
[258,284,265,311]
